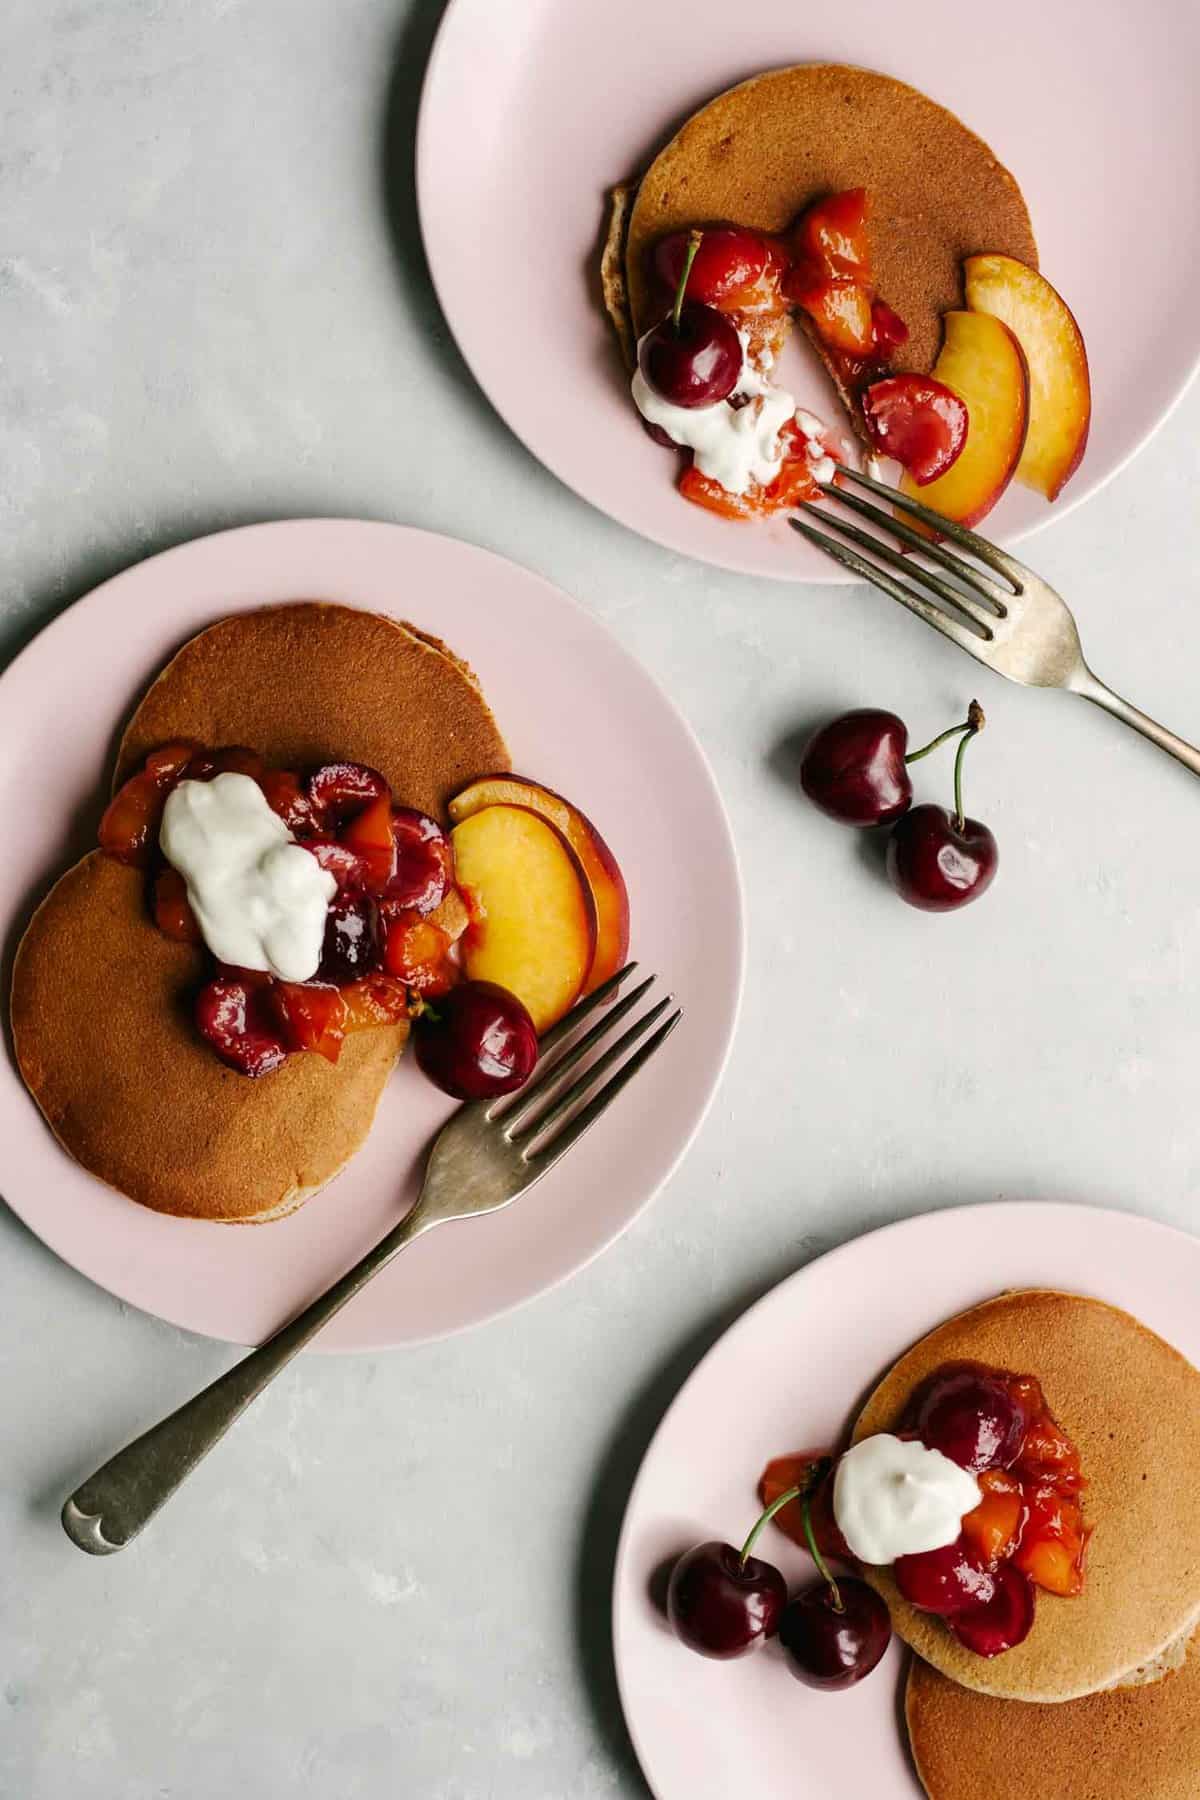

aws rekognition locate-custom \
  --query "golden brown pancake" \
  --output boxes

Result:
[115,602,509,817]
[851,1291,1200,1702]
[11,852,407,1222]
[14,601,510,1222]
[622,64,1037,378]
[906,1629,1200,1798]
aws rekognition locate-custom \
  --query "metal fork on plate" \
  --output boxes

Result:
[61,965,680,1555]
[792,465,1200,778]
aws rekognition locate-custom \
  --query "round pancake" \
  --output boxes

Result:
[906,1628,1200,1798]
[851,1291,1200,1702]
[114,602,509,817]
[11,852,407,1222]
[625,64,1037,375]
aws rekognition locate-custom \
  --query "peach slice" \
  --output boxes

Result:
[964,254,1091,501]
[450,804,597,1033]
[449,775,629,993]
[900,311,1029,530]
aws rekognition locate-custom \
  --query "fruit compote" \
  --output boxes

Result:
[758,1361,1088,1660]
[645,190,969,507]
[99,743,459,1076]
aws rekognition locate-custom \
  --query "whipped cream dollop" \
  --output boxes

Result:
[832,1434,981,1565]
[160,773,337,982]
[632,330,836,496]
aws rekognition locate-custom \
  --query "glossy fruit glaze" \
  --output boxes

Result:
[647,190,969,501]
[758,1360,1087,1659]
[99,743,458,1076]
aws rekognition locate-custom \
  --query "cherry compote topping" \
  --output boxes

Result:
[946,1560,1035,1657]
[101,744,462,1078]
[387,808,451,914]
[911,1367,1027,1474]
[195,977,288,1079]
[894,1539,998,1617]
[318,893,384,986]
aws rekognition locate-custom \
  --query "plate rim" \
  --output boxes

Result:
[415,0,1200,586]
[610,1198,1200,1797]
[0,517,745,1351]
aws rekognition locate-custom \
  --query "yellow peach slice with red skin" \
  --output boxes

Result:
[901,311,1029,532]
[450,804,596,1034]
[449,775,629,993]
[964,254,1091,502]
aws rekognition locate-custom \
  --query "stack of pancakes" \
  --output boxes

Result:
[854,1291,1200,1795]
[10,602,508,1223]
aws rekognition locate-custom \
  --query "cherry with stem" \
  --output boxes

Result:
[887,699,998,912]
[779,1468,893,1689]
[639,228,742,409]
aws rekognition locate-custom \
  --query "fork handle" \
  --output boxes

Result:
[1073,669,1200,779]
[61,1204,435,1555]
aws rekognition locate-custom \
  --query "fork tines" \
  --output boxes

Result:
[790,463,1024,656]
[491,964,681,1165]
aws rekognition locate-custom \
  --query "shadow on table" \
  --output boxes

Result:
[377,0,523,460]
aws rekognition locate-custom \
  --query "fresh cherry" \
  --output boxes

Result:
[639,302,741,408]
[894,1537,997,1616]
[317,892,383,985]
[886,702,997,911]
[799,704,986,829]
[195,978,288,1078]
[652,224,772,309]
[640,226,742,409]
[862,374,969,486]
[779,1578,892,1690]
[800,709,912,827]
[946,1561,1035,1657]
[412,980,537,1101]
[913,1367,1027,1474]
[888,807,998,911]
[387,808,450,915]
[666,1541,787,1661]
[775,1462,892,1688]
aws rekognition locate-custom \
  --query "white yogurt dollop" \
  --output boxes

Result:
[832,1434,981,1565]
[160,773,337,983]
[632,330,834,498]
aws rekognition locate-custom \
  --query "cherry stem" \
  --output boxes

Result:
[738,1459,840,1613]
[904,720,972,766]
[672,230,703,334]
[953,699,986,833]
[739,1483,803,1565]
[802,1485,844,1615]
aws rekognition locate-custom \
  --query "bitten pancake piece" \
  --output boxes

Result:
[114,603,509,816]
[907,1627,1200,1798]
[850,1291,1200,1701]
[625,64,1037,376]
[11,853,406,1222]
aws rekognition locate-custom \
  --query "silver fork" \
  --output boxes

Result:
[61,965,680,1555]
[792,465,1200,777]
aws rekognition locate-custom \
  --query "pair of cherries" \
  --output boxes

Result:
[800,703,998,910]
[667,1464,891,1689]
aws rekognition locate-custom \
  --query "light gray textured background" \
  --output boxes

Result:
[4,4,1200,1797]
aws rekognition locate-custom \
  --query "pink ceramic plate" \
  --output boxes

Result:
[0,522,742,1350]
[613,1202,1200,1797]
[418,0,1200,583]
